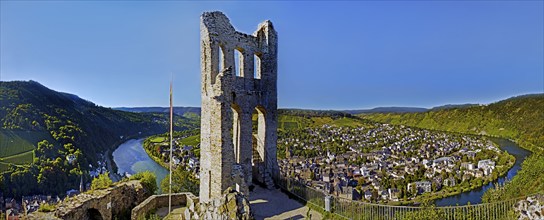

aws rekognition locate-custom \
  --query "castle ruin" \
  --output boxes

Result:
[199,11,279,203]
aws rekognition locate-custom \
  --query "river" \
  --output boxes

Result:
[112,138,168,194]
[434,138,531,206]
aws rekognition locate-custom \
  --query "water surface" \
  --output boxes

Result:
[112,139,168,193]
[434,138,531,206]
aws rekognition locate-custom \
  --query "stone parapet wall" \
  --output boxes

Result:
[131,193,195,220]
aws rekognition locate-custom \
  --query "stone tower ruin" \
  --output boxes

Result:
[199,11,279,203]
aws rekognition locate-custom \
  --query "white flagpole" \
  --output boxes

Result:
[169,76,173,214]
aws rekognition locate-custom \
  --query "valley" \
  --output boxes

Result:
[0,81,542,218]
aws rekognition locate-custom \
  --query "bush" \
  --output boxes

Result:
[161,166,199,195]
[37,203,56,212]
[130,171,158,194]
[91,172,113,190]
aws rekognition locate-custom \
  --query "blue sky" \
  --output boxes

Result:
[1,1,543,109]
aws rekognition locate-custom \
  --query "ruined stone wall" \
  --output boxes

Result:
[199,11,279,203]
[29,180,151,220]
[131,193,194,220]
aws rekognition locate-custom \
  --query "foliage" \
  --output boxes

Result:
[482,154,544,202]
[91,172,113,190]
[399,204,445,220]
[362,94,544,201]
[0,81,200,198]
[145,214,162,220]
[279,109,352,119]
[37,203,56,212]
[160,166,199,196]
[129,171,158,194]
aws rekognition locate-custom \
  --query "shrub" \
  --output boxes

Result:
[91,172,113,190]
[130,171,158,194]
[37,203,56,212]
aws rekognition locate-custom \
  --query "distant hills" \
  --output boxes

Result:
[343,104,480,114]
[0,80,197,197]
[115,107,201,116]
[115,104,479,116]
[343,107,428,114]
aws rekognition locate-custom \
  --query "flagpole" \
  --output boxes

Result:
[169,76,173,214]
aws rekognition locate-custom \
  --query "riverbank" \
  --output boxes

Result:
[105,132,163,182]
[434,138,530,206]
[111,139,169,194]
[142,138,170,169]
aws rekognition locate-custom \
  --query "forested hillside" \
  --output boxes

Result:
[362,94,544,201]
[0,81,197,198]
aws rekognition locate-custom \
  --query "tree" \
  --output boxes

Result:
[161,166,199,195]
[91,172,112,190]
[36,140,55,159]
[130,171,158,194]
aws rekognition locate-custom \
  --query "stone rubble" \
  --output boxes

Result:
[184,187,253,220]
[515,195,544,220]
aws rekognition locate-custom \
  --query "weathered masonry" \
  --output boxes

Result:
[199,11,279,203]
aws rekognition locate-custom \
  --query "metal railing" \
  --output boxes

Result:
[275,175,532,220]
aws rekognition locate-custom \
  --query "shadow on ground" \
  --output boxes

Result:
[249,185,322,220]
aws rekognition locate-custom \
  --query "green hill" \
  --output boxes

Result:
[362,94,544,201]
[0,80,197,198]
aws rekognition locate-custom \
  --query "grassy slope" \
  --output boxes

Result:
[179,134,200,146]
[0,130,57,157]
[361,94,544,201]
[278,114,366,130]
[0,151,34,172]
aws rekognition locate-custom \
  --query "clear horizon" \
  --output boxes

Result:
[1,1,543,109]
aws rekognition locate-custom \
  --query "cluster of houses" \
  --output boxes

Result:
[279,123,502,203]
[147,137,201,177]
[1,194,62,219]
[3,156,102,218]
[89,157,109,178]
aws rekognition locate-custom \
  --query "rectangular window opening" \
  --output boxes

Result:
[254,54,261,79]
[234,49,243,77]
[218,45,225,73]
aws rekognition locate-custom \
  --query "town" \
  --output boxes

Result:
[277,122,514,204]
[141,120,513,205]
